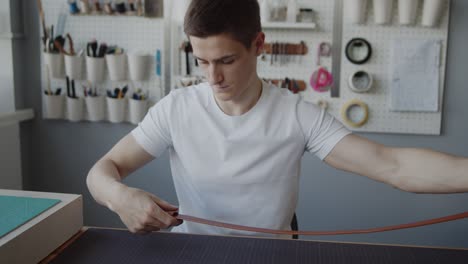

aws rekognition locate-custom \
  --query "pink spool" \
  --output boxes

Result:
[310,67,333,92]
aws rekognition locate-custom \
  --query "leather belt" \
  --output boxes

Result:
[176,212,468,236]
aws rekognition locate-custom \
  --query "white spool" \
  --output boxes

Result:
[348,70,373,93]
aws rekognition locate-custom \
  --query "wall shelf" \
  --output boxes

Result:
[262,22,316,29]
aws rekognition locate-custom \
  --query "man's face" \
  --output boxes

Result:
[190,33,264,102]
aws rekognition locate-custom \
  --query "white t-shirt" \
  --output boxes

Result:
[132,81,350,238]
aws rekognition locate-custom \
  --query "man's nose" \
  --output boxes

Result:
[207,64,223,85]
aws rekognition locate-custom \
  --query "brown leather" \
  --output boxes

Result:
[176,212,468,236]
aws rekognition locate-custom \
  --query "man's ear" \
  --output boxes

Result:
[254,32,266,56]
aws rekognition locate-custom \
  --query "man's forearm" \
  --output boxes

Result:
[392,147,468,193]
[86,159,127,211]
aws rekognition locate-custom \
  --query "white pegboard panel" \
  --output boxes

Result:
[40,0,166,123]
[301,0,450,135]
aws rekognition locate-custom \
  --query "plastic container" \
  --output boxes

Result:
[106,53,127,81]
[270,0,287,22]
[85,96,105,121]
[373,0,394,25]
[64,54,83,80]
[106,97,126,123]
[43,94,65,119]
[127,53,149,81]
[298,8,315,23]
[66,96,84,122]
[44,52,64,79]
[398,0,420,25]
[129,98,148,124]
[86,56,106,83]
[421,0,447,27]
[346,0,369,24]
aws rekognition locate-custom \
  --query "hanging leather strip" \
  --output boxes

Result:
[176,212,468,236]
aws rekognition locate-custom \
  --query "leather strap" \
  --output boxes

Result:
[176,212,468,236]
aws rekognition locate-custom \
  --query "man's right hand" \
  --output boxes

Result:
[109,186,183,234]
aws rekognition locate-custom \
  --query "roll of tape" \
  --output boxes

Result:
[310,67,334,92]
[341,99,369,128]
[348,70,373,93]
[345,38,372,65]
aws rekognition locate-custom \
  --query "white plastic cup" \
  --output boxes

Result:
[129,98,148,125]
[373,0,394,25]
[106,54,127,81]
[44,94,64,119]
[127,53,149,81]
[421,0,447,27]
[106,97,126,123]
[398,0,420,25]
[85,96,105,121]
[44,52,64,79]
[346,0,369,24]
[66,97,84,122]
[64,54,83,80]
[86,56,106,83]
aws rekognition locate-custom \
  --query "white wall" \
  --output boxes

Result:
[0,123,22,189]
[0,0,23,190]
[0,0,15,113]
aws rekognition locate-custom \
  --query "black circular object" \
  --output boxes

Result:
[345,38,372,65]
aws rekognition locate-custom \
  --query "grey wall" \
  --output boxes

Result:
[19,1,468,248]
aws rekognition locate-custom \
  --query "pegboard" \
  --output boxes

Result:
[301,0,450,135]
[170,0,450,135]
[40,0,167,124]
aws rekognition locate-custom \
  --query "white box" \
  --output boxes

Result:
[0,189,83,264]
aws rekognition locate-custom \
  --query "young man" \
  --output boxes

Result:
[87,0,468,238]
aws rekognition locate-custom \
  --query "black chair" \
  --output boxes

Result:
[291,212,298,239]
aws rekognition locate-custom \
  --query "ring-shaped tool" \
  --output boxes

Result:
[341,99,369,128]
[348,70,373,93]
[345,38,372,65]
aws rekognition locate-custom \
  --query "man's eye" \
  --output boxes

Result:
[222,59,235,64]
[198,60,208,65]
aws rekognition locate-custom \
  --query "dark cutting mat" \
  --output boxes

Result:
[49,228,468,264]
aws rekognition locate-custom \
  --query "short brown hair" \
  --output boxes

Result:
[184,0,261,49]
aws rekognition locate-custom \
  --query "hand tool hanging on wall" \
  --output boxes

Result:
[264,41,308,66]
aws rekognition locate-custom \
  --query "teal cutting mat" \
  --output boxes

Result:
[0,195,60,238]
